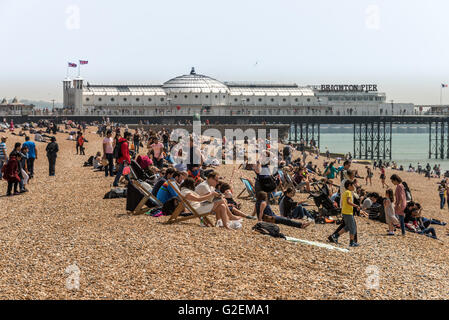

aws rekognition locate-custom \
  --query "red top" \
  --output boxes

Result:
[78,136,84,146]
[118,138,130,164]
[2,156,19,182]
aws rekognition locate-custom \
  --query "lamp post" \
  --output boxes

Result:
[391,100,394,115]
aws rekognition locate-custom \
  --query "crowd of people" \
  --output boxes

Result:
[2,119,447,246]
[78,122,446,243]
[0,133,59,196]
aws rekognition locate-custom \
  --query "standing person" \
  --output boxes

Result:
[103,130,114,177]
[0,136,8,180]
[380,166,387,188]
[78,133,86,156]
[384,189,399,235]
[133,130,141,154]
[19,145,29,193]
[2,151,20,196]
[330,180,360,247]
[391,174,406,236]
[283,143,293,166]
[75,132,80,155]
[113,132,131,187]
[365,166,373,186]
[22,136,37,179]
[438,182,446,210]
[46,137,59,176]
[150,137,164,169]
[162,130,169,151]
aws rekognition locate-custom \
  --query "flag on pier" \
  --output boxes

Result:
[68,62,77,68]
[79,60,89,65]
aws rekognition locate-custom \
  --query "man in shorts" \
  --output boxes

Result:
[331,180,360,247]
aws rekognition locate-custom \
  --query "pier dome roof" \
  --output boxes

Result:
[162,68,229,94]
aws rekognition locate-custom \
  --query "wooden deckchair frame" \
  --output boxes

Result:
[165,180,215,227]
[237,178,257,201]
[128,179,163,215]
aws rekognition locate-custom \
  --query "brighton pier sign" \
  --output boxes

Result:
[319,84,378,93]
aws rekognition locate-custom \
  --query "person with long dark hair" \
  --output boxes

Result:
[391,174,406,236]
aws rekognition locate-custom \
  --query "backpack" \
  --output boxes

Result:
[104,188,127,199]
[252,222,286,239]
[161,198,179,216]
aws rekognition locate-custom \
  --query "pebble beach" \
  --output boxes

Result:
[1,128,449,300]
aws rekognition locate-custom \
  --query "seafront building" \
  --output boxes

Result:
[0,97,34,116]
[62,68,415,118]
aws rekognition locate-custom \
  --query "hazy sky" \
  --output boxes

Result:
[1,0,449,104]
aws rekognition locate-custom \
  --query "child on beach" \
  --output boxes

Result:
[438,182,446,210]
[384,189,399,235]
[330,180,360,247]
[365,166,373,186]
[380,166,387,188]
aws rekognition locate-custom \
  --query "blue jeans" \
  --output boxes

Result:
[113,162,129,187]
[440,193,446,209]
[418,227,437,238]
[398,215,406,235]
[0,158,5,179]
[422,217,446,226]
[292,205,314,219]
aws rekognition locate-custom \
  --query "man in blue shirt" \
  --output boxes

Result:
[23,136,37,179]
[157,172,184,204]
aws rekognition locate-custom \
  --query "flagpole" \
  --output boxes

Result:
[441,85,443,106]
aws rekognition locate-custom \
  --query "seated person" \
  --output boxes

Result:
[180,178,242,230]
[410,207,438,239]
[219,182,255,219]
[254,191,310,229]
[35,132,45,142]
[93,152,103,170]
[361,192,379,211]
[152,168,174,197]
[293,166,311,192]
[157,171,184,204]
[280,187,314,220]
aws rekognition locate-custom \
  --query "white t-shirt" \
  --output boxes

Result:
[195,181,214,196]
[181,188,214,213]
[362,198,373,211]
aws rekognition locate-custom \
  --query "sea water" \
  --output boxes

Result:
[319,133,449,171]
